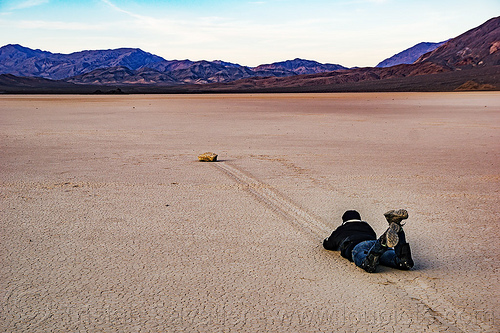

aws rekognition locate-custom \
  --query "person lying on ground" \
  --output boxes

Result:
[323,209,414,273]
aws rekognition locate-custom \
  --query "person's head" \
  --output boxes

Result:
[342,210,361,223]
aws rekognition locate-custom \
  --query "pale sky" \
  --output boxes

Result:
[0,0,498,67]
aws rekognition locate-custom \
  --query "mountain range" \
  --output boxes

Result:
[0,16,499,93]
[0,45,347,86]
[194,16,500,93]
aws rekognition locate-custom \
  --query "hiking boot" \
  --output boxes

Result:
[384,209,409,226]
[397,243,414,270]
[361,252,380,273]
[381,222,400,248]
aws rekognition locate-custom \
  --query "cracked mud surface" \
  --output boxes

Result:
[1,93,498,332]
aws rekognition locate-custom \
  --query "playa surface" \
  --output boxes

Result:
[1,93,498,332]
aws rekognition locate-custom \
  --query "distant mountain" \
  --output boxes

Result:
[253,58,347,75]
[415,16,500,68]
[0,73,70,89]
[0,73,118,93]
[66,66,177,85]
[146,59,194,72]
[0,45,347,85]
[212,60,243,68]
[0,44,167,80]
[165,60,255,84]
[65,60,300,85]
[200,62,453,91]
[376,41,447,68]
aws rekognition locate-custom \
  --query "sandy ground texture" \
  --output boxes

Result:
[1,92,499,332]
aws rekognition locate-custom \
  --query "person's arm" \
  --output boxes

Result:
[323,228,341,250]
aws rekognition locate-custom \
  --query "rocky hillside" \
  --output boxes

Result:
[65,66,177,85]
[253,58,346,75]
[415,16,500,68]
[376,41,447,67]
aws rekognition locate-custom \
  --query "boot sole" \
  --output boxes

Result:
[384,223,400,248]
[384,209,409,224]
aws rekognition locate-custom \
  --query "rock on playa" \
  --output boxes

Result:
[198,152,218,162]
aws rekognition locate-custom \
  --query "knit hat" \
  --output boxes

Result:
[342,210,361,222]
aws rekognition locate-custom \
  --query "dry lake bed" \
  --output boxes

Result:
[1,92,499,332]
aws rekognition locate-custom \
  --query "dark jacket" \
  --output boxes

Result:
[323,221,377,261]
